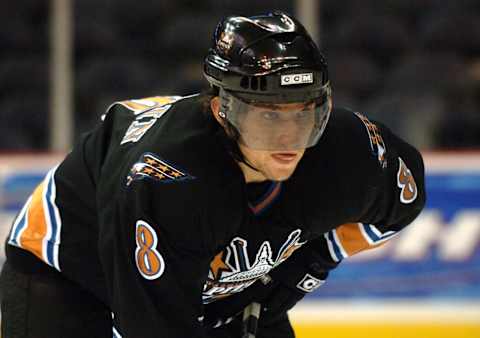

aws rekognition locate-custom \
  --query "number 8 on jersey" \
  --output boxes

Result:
[135,220,165,280]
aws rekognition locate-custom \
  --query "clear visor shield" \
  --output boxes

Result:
[220,90,331,151]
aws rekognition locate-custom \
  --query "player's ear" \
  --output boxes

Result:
[210,96,226,126]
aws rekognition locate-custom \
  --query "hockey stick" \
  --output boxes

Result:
[242,302,261,338]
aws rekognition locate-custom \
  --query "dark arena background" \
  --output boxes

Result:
[0,1,479,337]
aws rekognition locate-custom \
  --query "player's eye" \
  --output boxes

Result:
[295,110,310,119]
[262,111,280,120]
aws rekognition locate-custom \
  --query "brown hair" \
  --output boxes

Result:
[201,85,256,170]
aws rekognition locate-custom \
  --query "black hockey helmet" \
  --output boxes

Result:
[204,12,332,151]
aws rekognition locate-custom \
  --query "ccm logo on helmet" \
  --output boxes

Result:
[280,73,314,86]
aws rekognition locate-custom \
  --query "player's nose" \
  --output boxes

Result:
[275,122,301,149]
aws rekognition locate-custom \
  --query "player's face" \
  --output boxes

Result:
[236,101,316,151]
[237,102,310,181]
[211,97,307,182]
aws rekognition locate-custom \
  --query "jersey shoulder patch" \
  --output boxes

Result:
[126,152,195,186]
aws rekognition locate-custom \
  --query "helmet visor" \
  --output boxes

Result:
[220,89,331,151]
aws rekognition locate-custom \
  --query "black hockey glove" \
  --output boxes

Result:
[203,263,328,328]
[203,277,278,329]
[260,259,329,326]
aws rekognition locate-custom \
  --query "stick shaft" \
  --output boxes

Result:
[242,302,261,338]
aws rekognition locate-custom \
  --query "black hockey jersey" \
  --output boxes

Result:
[6,94,425,337]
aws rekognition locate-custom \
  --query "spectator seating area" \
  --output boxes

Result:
[1,0,479,150]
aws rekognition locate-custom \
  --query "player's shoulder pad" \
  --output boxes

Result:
[101,95,194,120]
[113,96,183,113]
[321,107,387,171]
[117,96,183,112]
[329,108,426,221]
[293,108,387,230]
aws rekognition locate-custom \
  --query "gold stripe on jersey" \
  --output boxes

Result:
[20,181,48,261]
[118,96,182,114]
[8,166,62,271]
[324,223,397,262]
[335,223,382,256]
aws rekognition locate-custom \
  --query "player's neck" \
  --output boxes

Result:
[237,161,267,183]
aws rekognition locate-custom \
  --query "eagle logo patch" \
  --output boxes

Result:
[203,229,307,304]
[126,153,194,186]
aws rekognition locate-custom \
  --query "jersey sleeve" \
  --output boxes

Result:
[321,117,426,263]
[99,174,213,337]
[269,112,426,292]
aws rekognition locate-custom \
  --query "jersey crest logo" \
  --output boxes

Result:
[354,112,387,169]
[397,157,418,204]
[126,153,195,186]
[203,229,307,303]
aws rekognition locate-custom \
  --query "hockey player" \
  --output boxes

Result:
[0,12,425,338]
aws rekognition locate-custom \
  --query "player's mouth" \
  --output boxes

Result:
[271,152,298,164]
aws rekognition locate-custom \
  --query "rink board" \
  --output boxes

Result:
[0,153,479,337]
[289,301,480,338]
[292,323,480,338]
